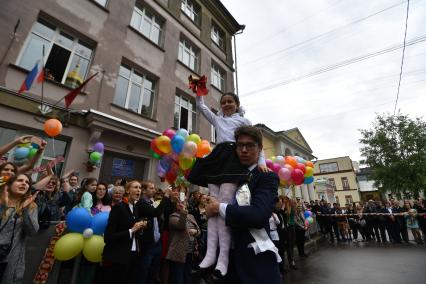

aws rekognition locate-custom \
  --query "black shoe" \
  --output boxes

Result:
[210,269,225,283]
[192,265,214,276]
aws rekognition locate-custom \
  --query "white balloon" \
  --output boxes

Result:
[83,228,94,239]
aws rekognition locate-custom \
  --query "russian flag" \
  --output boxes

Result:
[18,60,44,94]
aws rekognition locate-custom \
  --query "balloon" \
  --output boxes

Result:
[271,156,276,163]
[307,217,314,224]
[196,140,211,158]
[304,176,314,184]
[296,163,306,174]
[179,155,195,170]
[44,118,62,137]
[278,167,291,181]
[159,156,173,172]
[163,129,176,140]
[165,170,177,184]
[15,147,30,159]
[296,156,306,164]
[305,220,310,227]
[93,142,104,153]
[275,156,285,166]
[150,149,162,160]
[176,128,189,139]
[304,166,314,177]
[291,169,304,185]
[66,208,92,233]
[54,233,84,261]
[284,164,293,171]
[182,141,197,158]
[157,163,166,178]
[272,163,281,174]
[150,139,163,155]
[279,179,288,186]
[266,159,273,169]
[186,134,201,145]
[171,134,185,154]
[83,228,94,239]
[91,212,109,235]
[304,211,312,218]
[156,135,172,154]
[90,151,102,163]
[306,161,314,168]
[82,235,105,263]
[28,148,38,159]
[285,156,298,168]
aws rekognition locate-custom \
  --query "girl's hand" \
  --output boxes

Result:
[15,135,33,145]
[258,164,270,173]
[0,189,9,206]
[22,191,39,209]
[188,228,198,236]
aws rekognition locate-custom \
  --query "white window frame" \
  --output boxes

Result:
[211,23,224,49]
[174,95,196,133]
[17,20,93,85]
[181,0,199,24]
[130,6,163,46]
[211,63,225,91]
[319,162,339,173]
[114,65,155,117]
[93,0,108,7]
[178,39,198,72]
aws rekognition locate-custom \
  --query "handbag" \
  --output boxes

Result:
[0,213,17,259]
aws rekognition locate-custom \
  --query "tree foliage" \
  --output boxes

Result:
[359,113,426,198]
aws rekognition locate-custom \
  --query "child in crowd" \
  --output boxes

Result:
[76,178,98,212]
[188,90,267,277]
[405,209,424,244]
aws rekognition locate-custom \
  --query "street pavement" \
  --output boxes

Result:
[283,241,426,284]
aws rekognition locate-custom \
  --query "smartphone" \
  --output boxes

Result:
[179,192,185,202]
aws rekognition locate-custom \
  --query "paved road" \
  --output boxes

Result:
[283,241,426,284]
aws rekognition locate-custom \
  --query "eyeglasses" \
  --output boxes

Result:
[236,142,257,151]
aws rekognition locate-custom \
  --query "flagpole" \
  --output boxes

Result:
[41,45,45,106]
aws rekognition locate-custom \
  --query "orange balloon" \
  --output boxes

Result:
[196,140,211,158]
[44,119,63,137]
[306,161,314,168]
[285,156,297,168]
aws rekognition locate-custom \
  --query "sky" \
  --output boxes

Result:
[221,0,426,162]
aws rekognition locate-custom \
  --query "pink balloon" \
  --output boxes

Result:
[284,164,294,171]
[266,159,273,169]
[296,163,306,174]
[291,169,304,184]
[272,163,281,174]
[278,168,291,181]
[163,129,176,140]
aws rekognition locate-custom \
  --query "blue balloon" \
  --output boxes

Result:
[175,129,189,139]
[304,210,312,218]
[160,156,172,171]
[91,212,109,235]
[304,176,314,184]
[66,208,92,233]
[171,135,185,154]
[15,147,30,159]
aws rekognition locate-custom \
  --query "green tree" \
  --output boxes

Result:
[359,113,426,198]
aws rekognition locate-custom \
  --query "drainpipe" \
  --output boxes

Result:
[233,24,245,95]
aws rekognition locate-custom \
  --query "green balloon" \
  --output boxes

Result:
[150,149,161,159]
[90,151,102,162]
[28,148,38,159]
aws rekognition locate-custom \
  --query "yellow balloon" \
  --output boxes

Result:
[186,134,201,145]
[54,233,84,261]
[179,155,194,170]
[305,166,314,177]
[156,135,171,154]
[82,235,105,263]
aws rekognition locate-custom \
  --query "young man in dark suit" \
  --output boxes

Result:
[205,126,282,284]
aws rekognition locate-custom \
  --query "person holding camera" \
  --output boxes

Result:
[102,180,147,284]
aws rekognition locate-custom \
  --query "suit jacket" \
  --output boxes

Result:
[135,197,172,249]
[103,202,137,264]
[225,168,281,284]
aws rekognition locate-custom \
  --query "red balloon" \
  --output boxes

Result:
[296,163,306,174]
[272,163,281,174]
[291,169,304,184]
[150,138,163,155]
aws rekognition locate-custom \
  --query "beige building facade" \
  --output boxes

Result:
[313,156,361,206]
[0,0,243,183]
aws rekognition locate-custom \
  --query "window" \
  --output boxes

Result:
[178,39,198,72]
[174,95,196,133]
[18,19,93,86]
[211,22,225,49]
[113,65,155,117]
[341,177,350,190]
[211,63,225,91]
[181,0,200,25]
[93,0,108,7]
[319,162,338,173]
[345,195,353,205]
[130,6,163,46]
[328,178,336,189]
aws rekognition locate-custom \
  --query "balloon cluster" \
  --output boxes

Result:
[54,208,109,262]
[150,128,212,185]
[13,141,40,166]
[266,156,314,186]
[304,210,314,227]
[87,142,104,171]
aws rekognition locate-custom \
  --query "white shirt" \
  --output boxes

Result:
[197,96,265,165]
[128,203,137,251]
[269,214,280,241]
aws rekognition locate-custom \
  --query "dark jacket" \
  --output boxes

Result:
[103,202,138,264]
[225,168,281,284]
